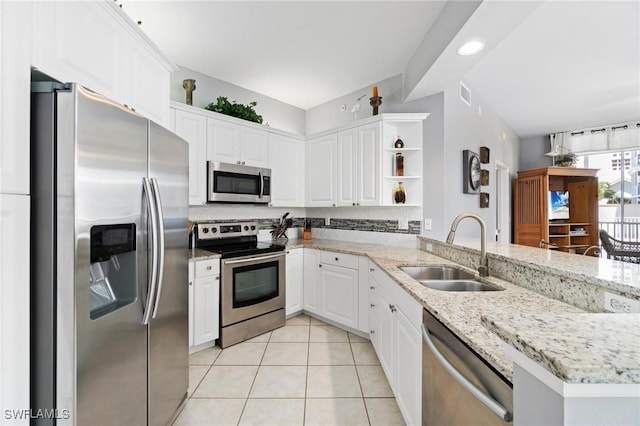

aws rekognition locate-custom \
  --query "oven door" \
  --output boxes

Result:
[207,161,271,204]
[221,252,285,326]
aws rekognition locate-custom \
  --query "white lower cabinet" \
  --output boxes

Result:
[0,194,30,424]
[369,261,422,426]
[192,258,220,348]
[285,248,304,316]
[188,261,195,347]
[319,262,359,329]
[303,249,363,330]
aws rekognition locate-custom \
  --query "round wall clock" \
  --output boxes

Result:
[462,150,481,194]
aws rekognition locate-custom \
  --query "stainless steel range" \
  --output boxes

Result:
[194,222,285,348]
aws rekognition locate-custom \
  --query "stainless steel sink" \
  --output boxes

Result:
[399,266,476,281]
[399,266,503,292]
[417,279,501,292]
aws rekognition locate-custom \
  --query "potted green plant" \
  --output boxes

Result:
[555,151,576,167]
[204,96,263,124]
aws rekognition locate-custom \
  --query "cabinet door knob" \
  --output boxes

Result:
[370,286,375,290]
[332,203,336,207]
[352,202,356,206]
[215,275,220,280]
[189,281,193,286]
[389,304,397,313]
[319,264,322,268]
[242,161,246,165]
[335,257,339,261]
[206,265,212,270]
[286,250,290,254]
[370,330,375,334]
[236,160,241,164]
[356,203,360,206]
[370,268,374,272]
[370,303,375,308]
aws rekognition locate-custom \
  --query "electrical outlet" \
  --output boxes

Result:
[398,218,408,230]
[425,243,433,252]
[604,292,640,313]
[424,218,432,231]
[325,217,331,226]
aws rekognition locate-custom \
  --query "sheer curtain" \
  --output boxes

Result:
[551,122,640,155]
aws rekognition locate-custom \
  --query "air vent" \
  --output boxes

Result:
[459,81,471,106]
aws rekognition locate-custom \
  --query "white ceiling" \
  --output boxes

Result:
[121,1,640,138]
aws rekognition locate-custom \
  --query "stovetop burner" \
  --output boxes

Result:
[193,221,285,259]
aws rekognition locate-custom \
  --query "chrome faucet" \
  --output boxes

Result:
[446,213,489,277]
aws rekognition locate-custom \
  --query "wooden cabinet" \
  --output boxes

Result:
[285,248,304,316]
[368,261,422,426]
[514,167,599,254]
[174,108,208,205]
[1,1,30,195]
[30,1,173,127]
[269,133,305,207]
[192,258,220,348]
[207,117,269,168]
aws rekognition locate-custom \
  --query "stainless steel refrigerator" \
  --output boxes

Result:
[30,83,189,425]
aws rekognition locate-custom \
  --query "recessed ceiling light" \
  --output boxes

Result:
[458,41,485,56]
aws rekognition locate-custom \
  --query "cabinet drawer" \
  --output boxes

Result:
[320,251,359,269]
[195,259,220,277]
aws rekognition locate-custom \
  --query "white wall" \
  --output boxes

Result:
[171,65,306,135]
[520,135,552,170]
[442,80,520,240]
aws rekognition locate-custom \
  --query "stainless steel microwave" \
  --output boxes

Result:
[207,161,271,204]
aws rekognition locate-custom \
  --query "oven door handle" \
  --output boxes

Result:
[223,252,284,265]
[258,171,264,199]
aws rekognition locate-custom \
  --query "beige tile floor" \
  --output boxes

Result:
[174,314,406,426]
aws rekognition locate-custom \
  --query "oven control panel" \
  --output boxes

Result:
[196,221,259,240]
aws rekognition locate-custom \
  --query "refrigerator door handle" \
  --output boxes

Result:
[151,177,166,318]
[143,177,159,325]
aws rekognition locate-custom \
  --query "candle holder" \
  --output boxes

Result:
[369,96,382,116]
[182,79,196,106]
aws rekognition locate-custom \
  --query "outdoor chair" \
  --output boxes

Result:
[598,230,640,264]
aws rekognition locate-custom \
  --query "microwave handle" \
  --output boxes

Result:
[259,171,264,199]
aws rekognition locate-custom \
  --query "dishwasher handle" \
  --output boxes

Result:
[421,324,513,422]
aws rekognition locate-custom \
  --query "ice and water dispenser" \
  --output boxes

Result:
[89,224,137,319]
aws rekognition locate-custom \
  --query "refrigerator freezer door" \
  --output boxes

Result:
[147,121,189,426]
[62,85,149,426]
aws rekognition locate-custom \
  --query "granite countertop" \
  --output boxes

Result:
[422,236,640,297]
[189,238,639,385]
[188,248,220,261]
[482,312,640,384]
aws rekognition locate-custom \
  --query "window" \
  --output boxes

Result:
[578,148,640,246]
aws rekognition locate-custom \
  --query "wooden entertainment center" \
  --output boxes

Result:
[513,167,599,254]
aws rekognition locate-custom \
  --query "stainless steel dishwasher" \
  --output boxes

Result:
[422,310,513,425]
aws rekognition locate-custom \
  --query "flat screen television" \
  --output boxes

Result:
[548,190,570,220]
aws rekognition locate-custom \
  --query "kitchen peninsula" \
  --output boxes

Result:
[190,234,640,425]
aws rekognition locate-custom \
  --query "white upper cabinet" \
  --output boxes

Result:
[0,1,30,195]
[174,108,207,205]
[207,118,269,168]
[269,133,305,207]
[206,118,241,164]
[30,1,173,127]
[305,114,425,208]
[336,128,357,206]
[357,122,381,206]
[306,134,337,206]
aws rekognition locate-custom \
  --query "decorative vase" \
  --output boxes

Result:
[394,137,404,148]
[182,79,196,106]
[395,153,404,176]
[394,182,406,204]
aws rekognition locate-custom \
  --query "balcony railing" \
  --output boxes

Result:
[599,218,640,242]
